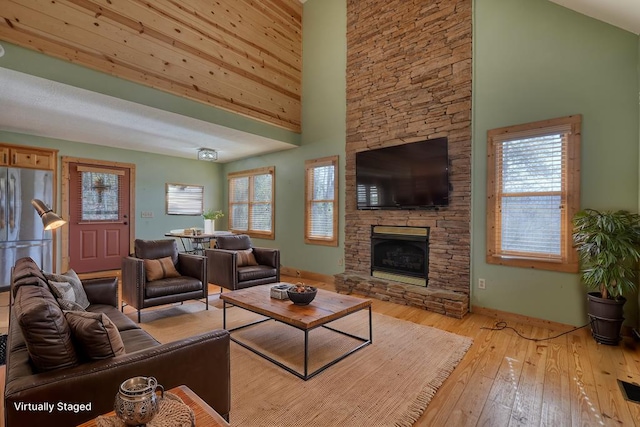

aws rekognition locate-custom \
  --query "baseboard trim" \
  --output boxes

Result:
[280,267,335,286]
[472,305,637,337]
[77,270,121,281]
[471,305,579,332]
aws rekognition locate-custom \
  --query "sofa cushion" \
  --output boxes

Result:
[119,329,161,353]
[144,256,180,281]
[86,305,140,332]
[11,258,48,296]
[237,265,278,282]
[45,270,90,310]
[236,249,258,267]
[14,285,78,372]
[145,276,203,298]
[135,239,179,264]
[216,234,251,250]
[65,311,126,360]
[49,280,88,311]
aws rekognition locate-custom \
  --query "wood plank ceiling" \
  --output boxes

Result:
[0,0,302,132]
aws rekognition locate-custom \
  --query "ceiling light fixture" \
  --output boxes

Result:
[197,148,218,161]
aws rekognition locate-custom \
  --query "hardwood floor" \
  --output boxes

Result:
[307,277,640,427]
[1,277,639,426]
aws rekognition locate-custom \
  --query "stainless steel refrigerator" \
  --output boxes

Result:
[0,167,54,291]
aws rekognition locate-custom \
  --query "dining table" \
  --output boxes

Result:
[164,230,234,255]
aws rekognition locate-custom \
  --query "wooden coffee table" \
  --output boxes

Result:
[221,283,372,380]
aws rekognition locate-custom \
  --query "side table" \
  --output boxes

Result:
[77,385,229,427]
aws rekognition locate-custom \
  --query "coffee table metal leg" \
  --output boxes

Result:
[369,305,373,343]
[223,300,227,329]
[304,330,309,378]
[224,304,372,381]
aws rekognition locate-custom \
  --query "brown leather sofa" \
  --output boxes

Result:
[5,257,230,426]
[205,234,280,290]
[121,239,208,322]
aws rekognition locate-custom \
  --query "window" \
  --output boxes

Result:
[228,166,275,239]
[77,166,123,221]
[486,115,581,272]
[305,156,338,246]
[166,183,204,215]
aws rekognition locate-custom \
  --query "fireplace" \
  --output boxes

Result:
[370,226,429,287]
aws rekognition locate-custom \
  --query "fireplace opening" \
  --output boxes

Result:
[370,226,429,287]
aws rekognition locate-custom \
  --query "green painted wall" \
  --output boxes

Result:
[221,0,347,274]
[0,130,224,247]
[472,0,640,326]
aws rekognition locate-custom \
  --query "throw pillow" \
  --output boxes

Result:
[237,249,258,267]
[65,311,126,360]
[14,285,78,372]
[48,280,87,311]
[44,270,90,310]
[144,256,180,281]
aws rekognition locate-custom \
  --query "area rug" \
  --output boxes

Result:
[135,302,473,426]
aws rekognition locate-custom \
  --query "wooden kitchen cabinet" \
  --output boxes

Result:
[0,147,8,166]
[0,144,56,170]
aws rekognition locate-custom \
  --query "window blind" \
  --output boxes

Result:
[495,131,568,259]
[228,167,274,237]
[305,156,338,246]
[166,184,203,215]
[308,164,335,238]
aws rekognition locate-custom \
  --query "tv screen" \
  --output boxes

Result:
[356,138,449,209]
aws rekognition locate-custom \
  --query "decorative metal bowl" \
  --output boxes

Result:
[114,376,164,426]
[287,285,317,305]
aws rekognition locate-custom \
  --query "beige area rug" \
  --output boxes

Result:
[133,300,473,426]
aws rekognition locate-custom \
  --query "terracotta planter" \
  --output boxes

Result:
[587,292,626,345]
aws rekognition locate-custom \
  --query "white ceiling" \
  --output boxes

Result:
[0,0,637,162]
[550,0,640,34]
[0,67,296,162]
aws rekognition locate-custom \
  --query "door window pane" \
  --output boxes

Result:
[81,172,119,221]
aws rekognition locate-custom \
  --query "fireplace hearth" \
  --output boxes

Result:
[371,226,429,286]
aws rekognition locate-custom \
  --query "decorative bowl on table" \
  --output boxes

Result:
[287,284,317,305]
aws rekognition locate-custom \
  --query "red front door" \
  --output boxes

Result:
[68,163,131,273]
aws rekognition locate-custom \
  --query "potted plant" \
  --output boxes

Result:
[572,209,640,345]
[203,209,224,234]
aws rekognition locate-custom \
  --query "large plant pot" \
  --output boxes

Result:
[587,292,626,345]
[204,219,215,234]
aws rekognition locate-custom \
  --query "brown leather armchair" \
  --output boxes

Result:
[122,239,208,322]
[205,234,280,290]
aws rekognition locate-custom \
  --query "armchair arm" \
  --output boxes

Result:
[177,253,207,283]
[121,256,145,309]
[82,277,118,307]
[204,249,237,289]
[5,330,231,426]
[253,247,280,269]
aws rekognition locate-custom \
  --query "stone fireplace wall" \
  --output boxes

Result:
[336,0,472,318]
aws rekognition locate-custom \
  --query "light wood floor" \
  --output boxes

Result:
[307,277,640,427]
[1,276,639,426]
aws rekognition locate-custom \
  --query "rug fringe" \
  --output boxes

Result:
[395,338,473,427]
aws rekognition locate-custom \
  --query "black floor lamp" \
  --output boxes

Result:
[31,199,66,231]
[31,199,66,270]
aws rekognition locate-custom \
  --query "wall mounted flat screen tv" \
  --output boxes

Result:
[356,138,449,209]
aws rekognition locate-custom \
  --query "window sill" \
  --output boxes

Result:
[486,254,578,273]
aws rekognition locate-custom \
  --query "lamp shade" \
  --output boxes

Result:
[31,199,66,230]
